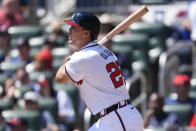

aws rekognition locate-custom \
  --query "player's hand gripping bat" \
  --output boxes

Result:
[98,5,149,45]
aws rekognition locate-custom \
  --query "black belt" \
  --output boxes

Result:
[97,99,131,118]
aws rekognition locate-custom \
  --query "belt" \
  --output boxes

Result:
[97,99,131,118]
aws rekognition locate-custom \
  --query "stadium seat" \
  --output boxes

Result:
[132,50,148,72]
[0,73,6,85]
[18,85,32,95]
[144,127,166,131]
[8,25,42,38]
[189,91,196,99]
[0,126,4,131]
[52,47,70,60]
[139,0,167,4]
[0,99,13,110]
[29,36,45,57]
[190,81,196,91]
[52,47,70,71]
[29,36,45,49]
[2,110,40,130]
[163,104,193,125]
[44,25,69,46]
[0,61,25,72]
[129,22,167,37]
[112,33,149,72]
[29,48,42,57]
[129,22,168,62]
[38,97,58,121]
[29,71,53,82]
[8,25,42,47]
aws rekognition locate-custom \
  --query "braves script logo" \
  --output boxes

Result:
[99,47,113,60]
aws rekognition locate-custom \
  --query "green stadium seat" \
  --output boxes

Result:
[18,85,32,95]
[0,73,6,85]
[44,25,69,46]
[0,61,25,72]
[112,33,149,72]
[8,25,41,38]
[38,98,58,121]
[8,49,19,59]
[163,104,193,125]
[0,126,4,131]
[8,25,42,47]
[29,48,41,57]
[29,36,45,49]
[129,22,167,37]
[129,22,167,62]
[190,82,196,91]
[2,110,40,130]
[139,0,167,4]
[52,47,70,71]
[144,127,166,131]
[29,71,53,82]
[132,50,148,72]
[189,91,196,99]
[28,36,45,57]
[0,99,13,110]
[53,59,64,71]
[52,47,70,60]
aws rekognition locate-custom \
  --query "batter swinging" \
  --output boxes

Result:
[56,11,144,131]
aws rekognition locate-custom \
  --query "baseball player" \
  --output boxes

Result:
[56,11,144,131]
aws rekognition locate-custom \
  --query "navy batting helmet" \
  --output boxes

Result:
[64,11,101,40]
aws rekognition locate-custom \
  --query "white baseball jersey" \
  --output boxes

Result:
[65,41,129,115]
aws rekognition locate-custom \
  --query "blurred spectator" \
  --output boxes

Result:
[37,75,55,98]
[0,30,10,64]
[26,46,53,73]
[144,93,181,129]
[186,0,196,44]
[37,75,76,131]
[189,112,196,127]
[5,117,28,131]
[23,91,59,131]
[11,37,32,64]
[46,20,66,48]
[98,13,115,50]
[2,77,16,100]
[57,87,76,131]
[0,109,6,127]
[165,74,196,112]
[0,0,24,31]
[15,67,38,93]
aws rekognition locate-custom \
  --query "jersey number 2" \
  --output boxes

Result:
[106,61,124,88]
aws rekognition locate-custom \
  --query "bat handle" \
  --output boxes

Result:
[97,36,107,45]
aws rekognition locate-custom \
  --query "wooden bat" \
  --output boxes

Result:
[98,5,149,45]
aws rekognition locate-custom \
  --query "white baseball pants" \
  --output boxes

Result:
[88,105,144,131]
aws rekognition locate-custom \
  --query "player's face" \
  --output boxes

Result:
[67,25,86,47]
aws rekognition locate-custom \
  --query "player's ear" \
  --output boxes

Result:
[83,30,90,37]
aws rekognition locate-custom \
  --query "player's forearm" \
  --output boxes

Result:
[55,62,71,83]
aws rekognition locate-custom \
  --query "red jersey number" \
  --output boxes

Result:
[106,61,124,88]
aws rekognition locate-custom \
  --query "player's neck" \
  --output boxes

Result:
[77,38,93,50]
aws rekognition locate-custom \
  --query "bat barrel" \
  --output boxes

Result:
[98,5,148,45]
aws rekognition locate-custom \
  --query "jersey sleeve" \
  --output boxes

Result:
[65,53,90,82]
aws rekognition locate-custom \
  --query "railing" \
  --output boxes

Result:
[158,41,196,97]
[126,71,148,116]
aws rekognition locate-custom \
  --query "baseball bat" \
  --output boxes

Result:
[98,5,149,45]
